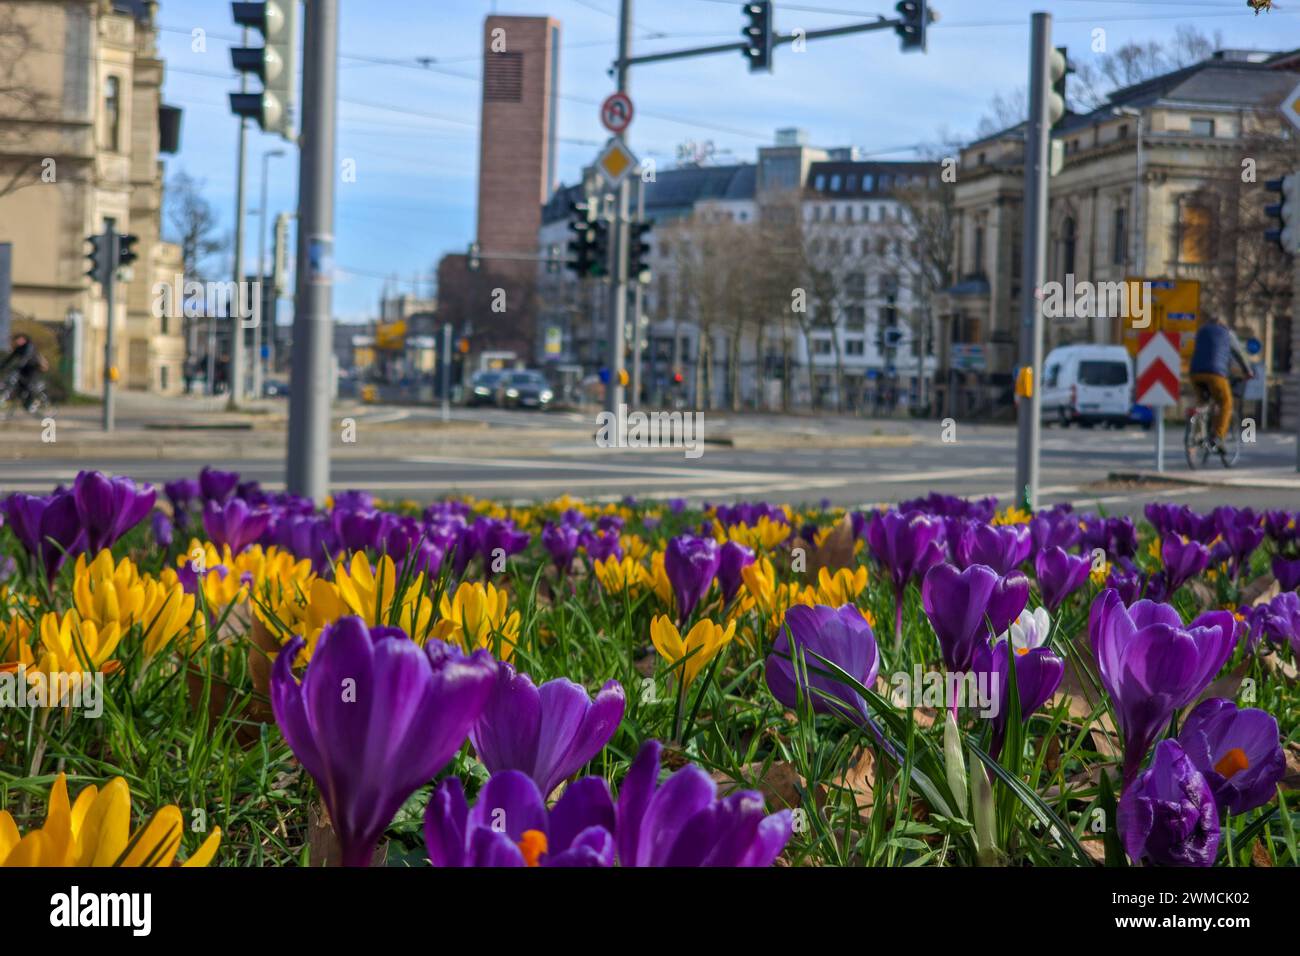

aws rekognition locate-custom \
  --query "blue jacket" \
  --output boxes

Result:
[1190,323,1251,378]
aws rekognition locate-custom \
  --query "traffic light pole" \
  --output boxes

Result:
[229,26,250,408]
[605,0,633,417]
[1015,12,1052,511]
[101,222,118,433]
[286,0,338,502]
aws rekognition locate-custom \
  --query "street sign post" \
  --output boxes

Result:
[1136,331,1180,473]
[596,137,637,187]
[600,92,634,134]
[1122,277,1199,371]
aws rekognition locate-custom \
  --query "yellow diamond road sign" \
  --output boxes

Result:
[597,138,637,185]
[1282,79,1300,132]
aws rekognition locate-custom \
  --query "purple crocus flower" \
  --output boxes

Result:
[202,498,271,555]
[954,523,1031,575]
[1105,561,1145,605]
[867,510,945,646]
[271,617,497,867]
[921,563,1029,674]
[1089,589,1236,783]
[198,466,240,504]
[1241,592,1299,653]
[1272,555,1300,592]
[615,740,792,867]
[542,522,581,572]
[664,534,720,622]
[970,638,1064,758]
[72,471,156,554]
[164,478,200,529]
[765,604,879,725]
[1263,510,1297,546]
[1034,546,1091,611]
[1118,739,1220,867]
[581,528,623,564]
[1178,698,1285,816]
[717,540,755,604]
[425,771,616,867]
[1028,508,1080,554]
[1161,535,1210,593]
[1,492,84,581]
[470,662,626,798]
[151,510,174,550]
[475,517,530,575]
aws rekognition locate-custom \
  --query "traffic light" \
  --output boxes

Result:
[1265,173,1299,254]
[229,1,298,139]
[567,201,608,279]
[467,241,482,273]
[741,2,773,73]
[895,0,928,53]
[117,233,139,267]
[628,220,653,285]
[84,233,115,287]
[1048,47,1070,127]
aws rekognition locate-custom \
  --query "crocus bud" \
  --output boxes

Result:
[943,710,968,818]
[971,758,999,867]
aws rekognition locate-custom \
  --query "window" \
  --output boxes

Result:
[104,76,122,151]
[1178,196,1213,264]
[977,152,986,166]
[814,174,826,190]
[160,366,170,391]
[812,206,822,222]
[876,237,888,256]
[161,314,170,335]
[828,238,840,256]
[828,205,837,222]
[846,175,857,192]
[1043,363,1060,388]
[846,272,866,299]
[1117,123,1129,140]
[862,174,874,191]
[830,175,842,191]
[879,175,893,191]
[1077,361,1128,387]
[846,339,865,356]
[1112,207,1128,265]
[813,338,833,356]
[973,225,985,275]
[810,238,822,255]
[1061,216,1077,276]
[1190,118,1215,137]
[844,205,854,223]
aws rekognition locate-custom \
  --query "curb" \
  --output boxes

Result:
[1108,470,1300,491]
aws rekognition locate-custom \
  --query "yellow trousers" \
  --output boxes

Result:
[1190,373,1232,440]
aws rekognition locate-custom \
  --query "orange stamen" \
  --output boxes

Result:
[1213,747,1249,779]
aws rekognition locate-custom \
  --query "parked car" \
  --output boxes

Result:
[498,369,554,410]
[1041,344,1134,428]
[466,370,505,406]
[263,378,290,398]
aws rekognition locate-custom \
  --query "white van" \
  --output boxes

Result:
[1041,345,1134,428]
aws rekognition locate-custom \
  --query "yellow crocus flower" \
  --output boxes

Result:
[621,534,650,563]
[431,581,520,660]
[649,551,674,610]
[39,610,121,673]
[0,774,219,867]
[334,552,433,637]
[0,615,34,672]
[815,565,868,606]
[650,614,735,689]
[592,555,648,595]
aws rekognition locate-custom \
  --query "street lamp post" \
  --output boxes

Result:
[254,148,286,400]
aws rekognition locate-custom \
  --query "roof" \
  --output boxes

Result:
[543,164,757,224]
[807,160,937,197]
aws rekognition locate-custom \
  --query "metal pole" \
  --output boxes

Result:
[1015,12,1051,511]
[254,150,282,400]
[442,323,451,423]
[631,174,645,409]
[101,221,118,432]
[286,0,338,501]
[1155,413,1165,473]
[229,26,250,408]
[605,0,633,416]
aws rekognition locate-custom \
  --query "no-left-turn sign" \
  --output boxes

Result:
[600,92,634,135]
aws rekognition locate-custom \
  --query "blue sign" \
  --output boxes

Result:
[1246,337,1262,355]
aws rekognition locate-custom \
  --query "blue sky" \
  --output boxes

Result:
[155,0,1299,320]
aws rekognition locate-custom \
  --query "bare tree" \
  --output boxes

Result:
[0,7,52,200]
[164,171,229,282]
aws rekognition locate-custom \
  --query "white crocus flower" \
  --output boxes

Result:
[998,607,1051,655]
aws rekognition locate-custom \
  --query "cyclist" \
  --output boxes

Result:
[1188,315,1254,453]
[0,332,47,411]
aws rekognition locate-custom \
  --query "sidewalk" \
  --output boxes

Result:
[1109,467,1300,491]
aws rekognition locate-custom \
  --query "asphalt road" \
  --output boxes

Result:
[2,405,1297,516]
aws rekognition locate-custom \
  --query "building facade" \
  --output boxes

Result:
[940,49,1300,423]
[0,0,185,396]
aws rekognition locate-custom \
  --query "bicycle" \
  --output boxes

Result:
[1184,377,1244,470]
[0,371,54,420]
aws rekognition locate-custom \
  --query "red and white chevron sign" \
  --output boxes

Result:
[1136,331,1180,406]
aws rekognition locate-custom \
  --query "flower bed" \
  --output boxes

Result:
[0,470,1296,867]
